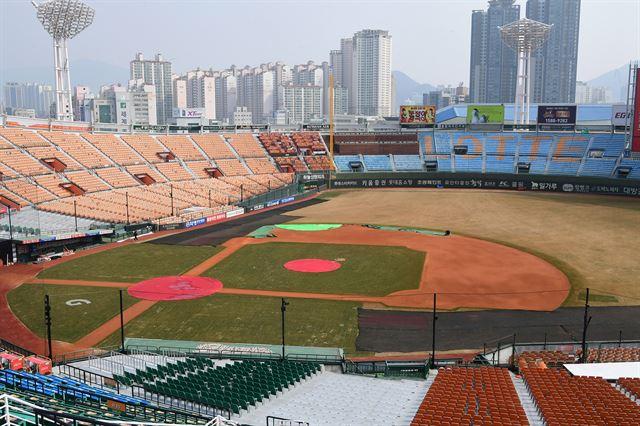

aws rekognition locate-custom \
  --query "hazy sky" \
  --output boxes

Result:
[1,0,639,85]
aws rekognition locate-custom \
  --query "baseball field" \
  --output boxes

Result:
[7,189,640,355]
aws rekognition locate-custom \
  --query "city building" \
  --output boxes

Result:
[575,81,613,104]
[232,106,252,126]
[72,86,90,121]
[527,0,581,103]
[469,0,520,103]
[130,52,173,124]
[85,81,157,126]
[351,29,393,117]
[172,74,187,109]
[423,83,469,110]
[3,82,55,118]
[279,83,323,125]
[184,69,216,120]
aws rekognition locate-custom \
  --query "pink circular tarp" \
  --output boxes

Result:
[128,276,223,301]
[283,258,342,273]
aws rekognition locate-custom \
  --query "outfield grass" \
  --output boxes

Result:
[203,242,425,296]
[100,294,360,353]
[7,284,137,342]
[38,243,221,283]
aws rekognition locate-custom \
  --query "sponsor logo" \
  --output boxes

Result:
[266,200,280,207]
[563,184,575,192]
[226,208,244,218]
[280,196,295,203]
[185,218,206,228]
[206,213,226,223]
[252,204,265,211]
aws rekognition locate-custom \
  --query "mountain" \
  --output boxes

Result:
[587,62,637,103]
[393,71,436,107]
[0,59,129,91]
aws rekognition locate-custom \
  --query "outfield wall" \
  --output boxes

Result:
[329,172,640,197]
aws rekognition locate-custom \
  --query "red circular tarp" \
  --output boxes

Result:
[128,276,223,301]
[284,258,342,273]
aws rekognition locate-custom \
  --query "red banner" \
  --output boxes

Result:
[633,69,640,152]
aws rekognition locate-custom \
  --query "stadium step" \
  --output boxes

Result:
[510,372,544,425]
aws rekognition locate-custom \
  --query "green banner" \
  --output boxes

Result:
[466,105,505,124]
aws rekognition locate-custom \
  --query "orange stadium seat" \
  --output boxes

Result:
[223,133,266,158]
[157,135,205,161]
[191,134,235,159]
[41,131,113,168]
[81,133,143,166]
[120,134,168,163]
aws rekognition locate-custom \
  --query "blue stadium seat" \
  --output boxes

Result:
[589,134,626,157]
[434,133,452,154]
[394,155,423,171]
[485,155,516,174]
[547,158,581,176]
[620,159,640,180]
[334,155,361,172]
[362,155,392,171]
[435,155,452,172]
[579,159,616,178]
[454,155,483,172]
[485,134,517,156]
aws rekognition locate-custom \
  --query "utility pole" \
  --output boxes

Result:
[431,293,437,369]
[581,288,592,363]
[44,295,53,359]
[73,199,78,232]
[328,72,334,190]
[281,298,289,361]
[208,189,212,208]
[240,185,244,203]
[125,192,130,225]
[170,184,174,216]
[119,289,125,354]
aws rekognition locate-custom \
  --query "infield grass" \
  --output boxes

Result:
[99,294,360,353]
[203,242,425,296]
[7,284,137,342]
[38,243,221,283]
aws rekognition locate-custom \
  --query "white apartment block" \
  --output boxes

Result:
[172,75,187,109]
[280,84,322,125]
[351,29,392,117]
[130,52,173,124]
[185,69,216,121]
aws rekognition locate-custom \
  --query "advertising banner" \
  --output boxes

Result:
[633,70,640,152]
[226,208,244,218]
[185,218,206,228]
[612,104,630,127]
[537,105,577,126]
[466,105,504,125]
[399,105,436,126]
[206,212,227,223]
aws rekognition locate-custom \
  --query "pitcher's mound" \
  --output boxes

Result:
[128,276,223,301]
[284,258,342,273]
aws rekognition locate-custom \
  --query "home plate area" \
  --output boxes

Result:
[128,276,224,301]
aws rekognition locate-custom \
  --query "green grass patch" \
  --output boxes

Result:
[203,242,424,296]
[578,290,618,303]
[99,295,360,353]
[38,243,221,283]
[7,284,137,343]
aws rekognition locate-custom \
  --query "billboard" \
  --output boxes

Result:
[537,105,577,126]
[172,108,204,118]
[399,105,436,125]
[466,105,504,125]
[611,104,630,127]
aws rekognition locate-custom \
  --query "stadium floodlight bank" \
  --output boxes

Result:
[500,19,552,127]
[32,0,95,122]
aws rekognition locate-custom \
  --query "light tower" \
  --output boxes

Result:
[500,18,551,126]
[32,0,95,121]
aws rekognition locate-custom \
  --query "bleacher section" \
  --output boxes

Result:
[336,131,632,178]
[0,369,209,424]
[522,367,640,425]
[113,358,320,415]
[411,367,528,426]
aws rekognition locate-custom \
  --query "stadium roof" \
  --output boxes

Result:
[436,103,622,125]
